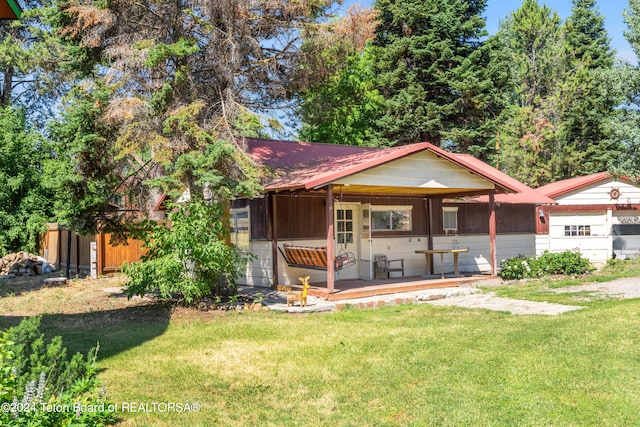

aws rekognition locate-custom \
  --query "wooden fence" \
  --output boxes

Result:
[41,223,146,277]
[95,232,146,274]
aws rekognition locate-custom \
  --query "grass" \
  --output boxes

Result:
[483,257,640,306]
[58,301,640,426]
[5,261,640,426]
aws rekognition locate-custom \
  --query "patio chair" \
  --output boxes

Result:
[374,255,405,279]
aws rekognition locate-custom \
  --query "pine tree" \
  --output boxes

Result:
[610,0,640,178]
[46,0,338,232]
[298,44,384,146]
[492,0,564,186]
[557,0,619,176]
[297,6,382,146]
[0,107,53,255]
[370,0,499,151]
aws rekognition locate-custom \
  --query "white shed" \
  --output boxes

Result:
[536,172,640,265]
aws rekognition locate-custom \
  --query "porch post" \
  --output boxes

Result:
[427,198,434,276]
[326,185,335,293]
[269,193,279,289]
[488,189,497,277]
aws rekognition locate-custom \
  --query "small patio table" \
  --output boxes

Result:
[415,249,469,279]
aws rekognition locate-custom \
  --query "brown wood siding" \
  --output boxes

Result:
[274,194,327,239]
[238,192,431,241]
[432,200,535,235]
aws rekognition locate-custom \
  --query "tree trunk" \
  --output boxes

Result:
[1,65,13,106]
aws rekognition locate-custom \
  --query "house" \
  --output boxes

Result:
[536,172,640,265]
[231,138,555,293]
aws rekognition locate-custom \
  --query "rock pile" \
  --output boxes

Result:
[0,251,54,278]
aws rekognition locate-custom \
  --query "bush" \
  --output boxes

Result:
[499,250,593,280]
[535,250,593,276]
[124,198,252,303]
[0,317,114,426]
[499,255,538,280]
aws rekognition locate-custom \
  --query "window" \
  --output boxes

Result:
[230,209,250,249]
[371,206,412,232]
[564,225,591,237]
[336,208,354,244]
[109,194,124,207]
[442,207,459,234]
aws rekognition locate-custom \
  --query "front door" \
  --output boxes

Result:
[335,202,360,280]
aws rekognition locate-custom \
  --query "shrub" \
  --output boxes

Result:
[499,250,593,280]
[536,250,593,276]
[124,198,252,303]
[499,255,538,280]
[0,317,114,426]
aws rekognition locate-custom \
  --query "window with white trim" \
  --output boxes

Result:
[230,208,250,249]
[371,206,412,232]
[564,225,591,236]
[442,207,459,234]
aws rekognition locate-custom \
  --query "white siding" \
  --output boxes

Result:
[549,212,608,237]
[544,212,612,264]
[339,151,493,191]
[368,236,432,277]
[535,234,550,254]
[238,241,273,288]
[555,178,640,205]
[537,179,640,265]
[240,234,537,286]
[430,234,536,274]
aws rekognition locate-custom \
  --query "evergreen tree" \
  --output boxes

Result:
[492,0,618,185]
[298,44,384,146]
[370,0,499,151]
[297,6,383,146]
[0,107,53,256]
[44,0,339,233]
[492,0,564,186]
[564,0,613,69]
[557,0,619,176]
[611,0,640,177]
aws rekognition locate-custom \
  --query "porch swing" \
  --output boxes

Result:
[278,244,356,272]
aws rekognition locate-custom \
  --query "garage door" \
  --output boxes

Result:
[612,224,640,259]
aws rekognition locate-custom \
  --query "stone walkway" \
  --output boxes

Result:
[238,285,585,315]
[423,293,583,315]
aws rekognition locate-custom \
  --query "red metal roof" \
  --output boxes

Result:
[454,154,556,205]
[0,0,21,19]
[245,138,522,193]
[536,172,620,198]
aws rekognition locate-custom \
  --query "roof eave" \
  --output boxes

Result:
[544,172,628,198]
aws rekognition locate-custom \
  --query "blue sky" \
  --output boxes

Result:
[485,0,634,63]
[342,0,637,63]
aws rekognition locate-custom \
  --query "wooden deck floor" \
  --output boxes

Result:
[288,274,497,301]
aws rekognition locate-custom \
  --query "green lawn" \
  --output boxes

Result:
[67,299,640,426]
[7,260,640,426]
